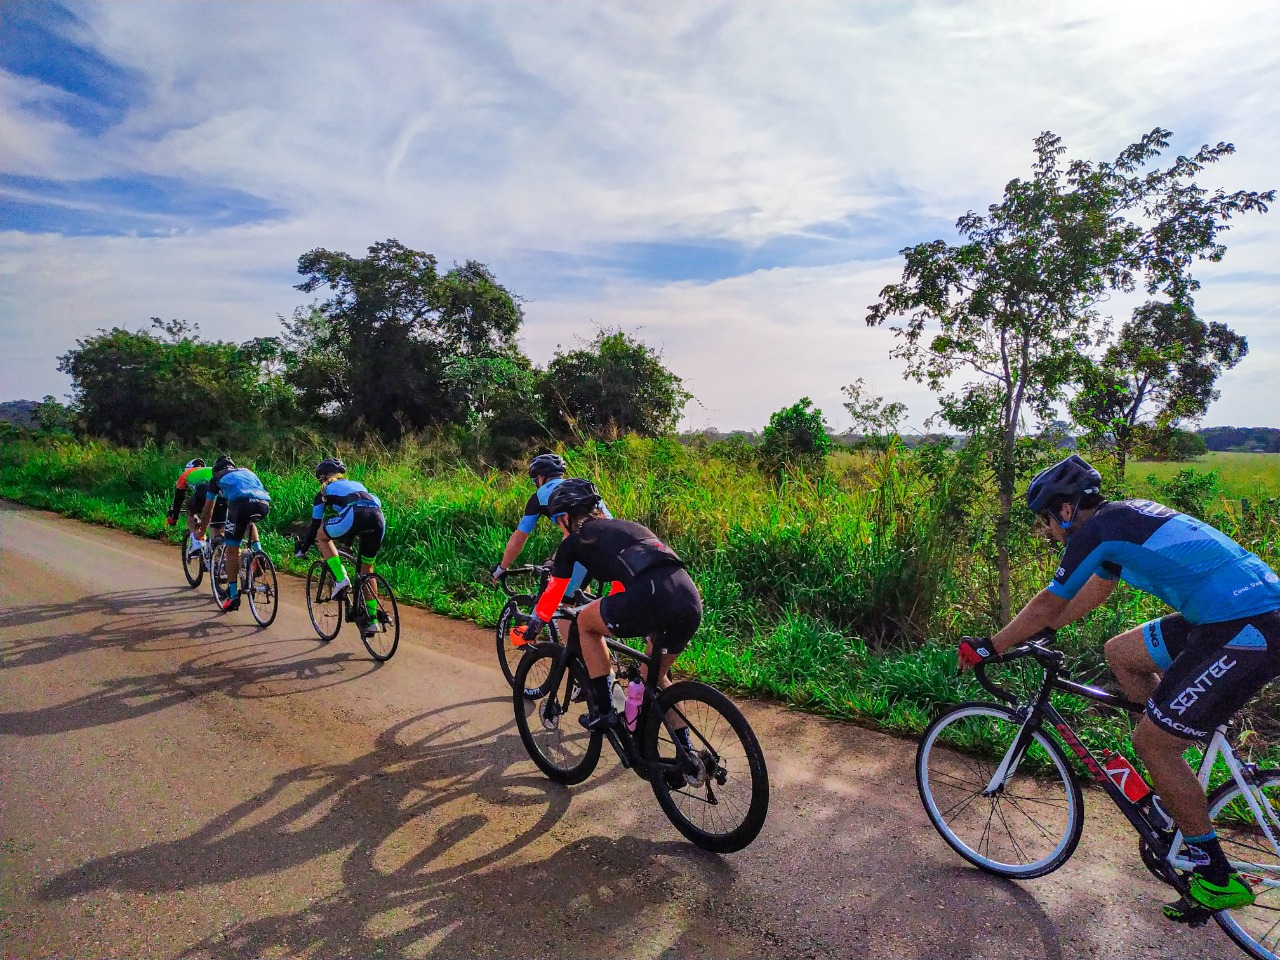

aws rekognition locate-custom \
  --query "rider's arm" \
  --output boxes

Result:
[499,529,530,570]
[167,486,186,522]
[1050,575,1117,627]
[297,492,326,552]
[990,588,1069,654]
[533,576,572,621]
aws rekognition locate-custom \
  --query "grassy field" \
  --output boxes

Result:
[2,434,1276,772]
[1131,451,1279,500]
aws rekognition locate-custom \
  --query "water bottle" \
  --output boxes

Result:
[609,674,626,714]
[625,681,645,731]
[1101,749,1152,804]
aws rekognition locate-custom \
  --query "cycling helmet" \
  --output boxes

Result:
[185,458,205,469]
[527,453,567,479]
[1026,454,1102,515]
[212,455,235,473]
[546,478,602,518]
[315,457,346,479]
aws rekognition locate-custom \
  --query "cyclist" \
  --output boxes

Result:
[958,454,1280,919]
[293,457,386,640]
[164,458,225,556]
[517,478,701,740]
[199,455,271,612]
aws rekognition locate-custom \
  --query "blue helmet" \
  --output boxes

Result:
[1026,455,1102,515]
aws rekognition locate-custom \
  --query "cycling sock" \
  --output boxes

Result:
[250,540,261,553]
[326,555,348,583]
[228,581,239,598]
[674,726,693,751]
[365,598,378,618]
[1184,832,1232,885]
[590,675,613,712]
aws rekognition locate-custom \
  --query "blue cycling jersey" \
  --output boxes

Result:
[515,479,612,533]
[1047,499,1280,623]
[207,468,271,504]
[311,478,381,520]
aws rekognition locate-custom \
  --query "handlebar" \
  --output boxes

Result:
[973,628,1061,704]
[494,563,552,598]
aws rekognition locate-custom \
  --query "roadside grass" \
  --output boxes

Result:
[1130,451,1280,501]
[3,434,1276,771]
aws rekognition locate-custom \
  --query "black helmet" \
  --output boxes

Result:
[1026,454,1102,515]
[547,478,602,518]
[185,458,205,469]
[212,455,235,473]
[315,457,346,479]
[527,453,566,479]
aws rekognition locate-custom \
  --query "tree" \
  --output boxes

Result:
[841,378,907,446]
[867,129,1272,619]
[759,397,831,474]
[541,328,690,441]
[57,319,275,445]
[1070,300,1247,475]
[289,240,526,437]
[34,396,77,434]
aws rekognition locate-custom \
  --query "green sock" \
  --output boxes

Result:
[366,598,378,618]
[326,555,348,582]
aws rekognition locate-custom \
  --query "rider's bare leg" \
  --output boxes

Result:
[1133,716,1212,836]
[1106,627,1162,704]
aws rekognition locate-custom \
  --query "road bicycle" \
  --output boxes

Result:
[916,629,1279,960]
[209,540,279,628]
[494,564,563,687]
[301,542,400,662]
[180,527,217,588]
[512,607,769,853]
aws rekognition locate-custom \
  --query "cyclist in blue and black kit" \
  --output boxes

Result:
[293,458,386,640]
[959,454,1280,920]
[199,455,271,612]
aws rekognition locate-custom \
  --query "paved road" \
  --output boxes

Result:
[1,502,1231,959]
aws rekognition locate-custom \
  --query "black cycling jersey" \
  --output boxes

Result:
[550,518,684,587]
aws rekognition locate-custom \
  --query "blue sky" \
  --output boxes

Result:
[2,0,1277,430]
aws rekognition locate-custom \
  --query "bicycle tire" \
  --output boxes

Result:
[496,596,561,689]
[245,552,278,628]
[916,702,1083,879]
[644,680,769,853]
[209,543,231,608]
[512,643,601,784]
[1206,769,1280,960]
[181,533,204,588]
[358,573,399,662]
[306,562,343,641]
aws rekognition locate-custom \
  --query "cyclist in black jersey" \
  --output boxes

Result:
[516,478,702,732]
[958,454,1280,918]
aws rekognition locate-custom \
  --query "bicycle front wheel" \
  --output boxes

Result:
[305,563,343,641]
[1207,769,1280,960]
[246,552,278,628]
[209,544,231,608]
[512,643,600,784]
[358,573,399,662]
[181,533,204,588]
[645,680,770,853]
[916,702,1083,879]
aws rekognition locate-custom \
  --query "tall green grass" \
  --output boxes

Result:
[3,433,1276,766]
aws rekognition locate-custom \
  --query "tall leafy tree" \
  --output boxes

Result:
[867,129,1272,619]
[1071,300,1247,475]
[759,397,831,475]
[541,328,690,441]
[290,240,525,437]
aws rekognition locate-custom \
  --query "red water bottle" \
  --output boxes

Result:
[1101,750,1151,804]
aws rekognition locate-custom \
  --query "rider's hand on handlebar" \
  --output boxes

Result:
[490,563,506,585]
[513,613,545,644]
[957,637,998,672]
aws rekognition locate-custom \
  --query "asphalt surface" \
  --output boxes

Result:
[0,501,1230,959]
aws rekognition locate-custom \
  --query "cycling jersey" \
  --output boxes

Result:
[299,479,385,560]
[168,465,214,519]
[1047,500,1280,624]
[549,517,684,586]
[515,479,613,533]
[207,468,271,504]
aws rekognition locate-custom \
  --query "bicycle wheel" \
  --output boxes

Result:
[512,643,601,785]
[209,543,231,608]
[358,573,399,662]
[645,680,770,853]
[916,702,1083,879]
[245,552,278,628]
[306,562,343,641]
[181,533,204,588]
[1207,770,1280,960]
[496,597,561,689]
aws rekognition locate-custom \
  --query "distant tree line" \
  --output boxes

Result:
[1199,426,1280,453]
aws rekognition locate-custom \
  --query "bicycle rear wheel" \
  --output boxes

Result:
[496,597,561,689]
[358,573,399,662]
[1207,769,1280,960]
[306,562,343,641]
[181,533,204,588]
[209,543,231,608]
[916,702,1083,879]
[512,643,601,784]
[645,680,769,853]
[245,552,278,628]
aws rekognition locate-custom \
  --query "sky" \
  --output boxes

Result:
[2,0,1277,432]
